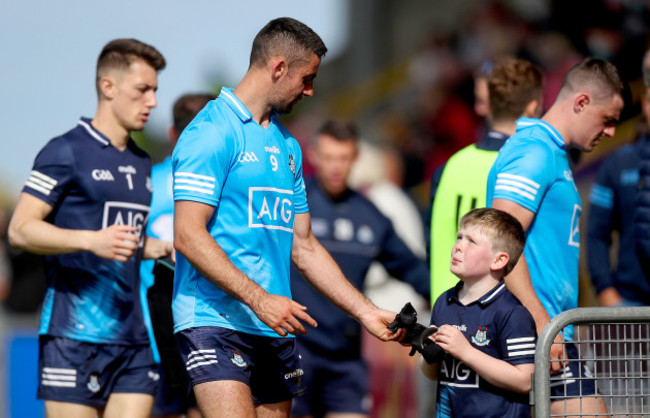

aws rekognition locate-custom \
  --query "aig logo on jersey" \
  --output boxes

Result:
[248,187,294,232]
[102,201,150,245]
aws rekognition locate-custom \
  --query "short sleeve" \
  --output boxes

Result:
[290,139,308,214]
[497,304,537,366]
[23,137,75,207]
[491,140,555,214]
[172,121,233,207]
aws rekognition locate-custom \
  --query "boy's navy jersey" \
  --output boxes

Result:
[588,136,650,303]
[290,177,430,357]
[23,118,152,345]
[432,281,536,418]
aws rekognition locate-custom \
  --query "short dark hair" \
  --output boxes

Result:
[559,57,624,103]
[249,17,327,69]
[96,38,166,95]
[172,93,215,133]
[488,57,543,121]
[459,208,526,276]
[315,119,359,144]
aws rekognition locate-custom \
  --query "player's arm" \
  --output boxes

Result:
[142,236,173,260]
[173,199,316,337]
[433,324,533,394]
[8,192,139,261]
[490,199,549,332]
[291,211,402,342]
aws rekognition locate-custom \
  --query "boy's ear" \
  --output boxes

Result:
[491,251,510,272]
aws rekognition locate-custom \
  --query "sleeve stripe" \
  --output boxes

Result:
[508,343,536,350]
[506,337,535,344]
[496,173,540,189]
[25,181,52,196]
[175,178,215,189]
[174,185,214,195]
[175,172,216,182]
[494,185,536,201]
[495,178,539,195]
[589,185,614,208]
[508,349,536,357]
[30,170,58,186]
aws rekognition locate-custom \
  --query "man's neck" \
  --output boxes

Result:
[91,109,130,151]
[233,73,273,127]
[458,276,501,305]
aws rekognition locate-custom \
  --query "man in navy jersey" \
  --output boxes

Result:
[422,208,536,417]
[172,18,403,418]
[487,58,624,415]
[8,38,172,418]
[290,120,430,418]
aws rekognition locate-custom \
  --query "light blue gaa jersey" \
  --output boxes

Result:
[23,118,152,345]
[172,87,309,337]
[487,117,581,340]
[140,156,174,363]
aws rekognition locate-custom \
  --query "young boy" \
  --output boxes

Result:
[422,207,536,417]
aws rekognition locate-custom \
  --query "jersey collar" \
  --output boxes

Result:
[78,117,111,148]
[448,280,507,307]
[220,87,252,123]
[515,117,565,149]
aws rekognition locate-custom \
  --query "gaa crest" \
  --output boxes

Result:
[230,350,247,368]
[87,373,100,393]
[471,326,490,347]
[288,154,296,175]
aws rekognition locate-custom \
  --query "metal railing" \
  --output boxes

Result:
[532,307,650,417]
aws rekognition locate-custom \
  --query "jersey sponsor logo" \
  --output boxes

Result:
[230,350,247,368]
[357,224,374,244]
[238,152,259,163]
[87,373,101,393]
[91,169,115,181]
[185,349,218,371]
[265,145,280,154]
[249,187,294,232]
[102,201,150,246]
[471,326,490,347]
[568,204,581,248]
[452,324,467,332]
[311,218,328,237]
[41,367,77,388]
[118,165,136,175]
[439,358,479,388]
[26,170,58,196]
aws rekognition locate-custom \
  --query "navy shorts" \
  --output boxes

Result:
[550,343,598,398]
[176,326,304,405]
[37,335,157,409]
[291,344,370,416]
[152,364,196,416]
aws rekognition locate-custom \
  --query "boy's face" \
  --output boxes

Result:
[450,224,500,281]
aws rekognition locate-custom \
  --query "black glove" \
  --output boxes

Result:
[387,302,446,364]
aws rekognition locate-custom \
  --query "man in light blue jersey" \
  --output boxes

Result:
[8,39,173,418]
[171,18,403,418]
[140,93,214,418]
[487,58,624,415]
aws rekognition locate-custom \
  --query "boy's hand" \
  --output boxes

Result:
[432,324,472,362]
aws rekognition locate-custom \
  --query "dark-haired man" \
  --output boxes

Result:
[487,58,624,415]
[171,18,403,418]
[290,119,430,418]
[8,38,172,417]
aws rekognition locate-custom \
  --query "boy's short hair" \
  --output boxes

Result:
[459,208,526,276]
